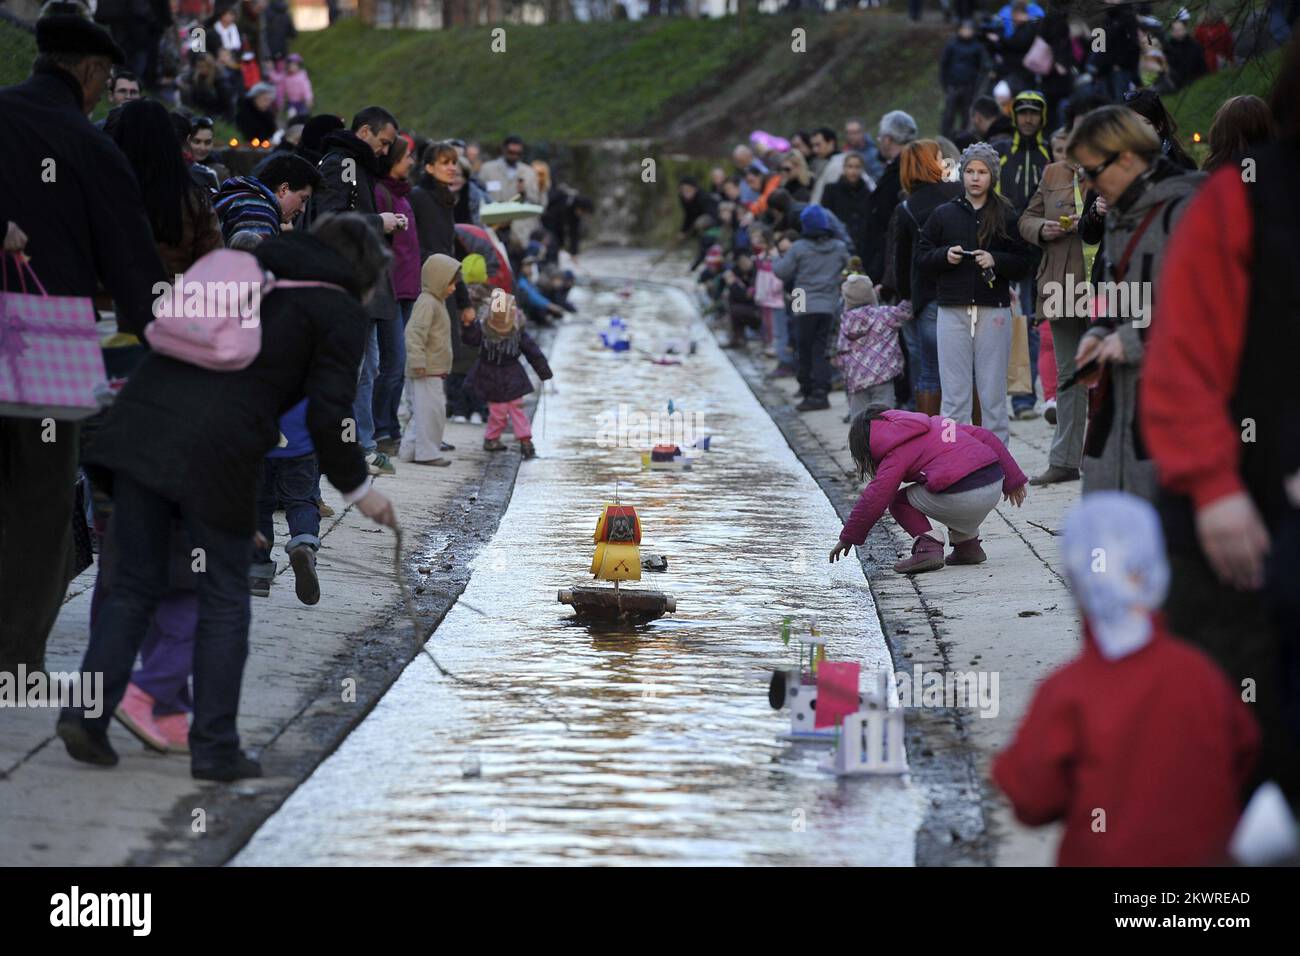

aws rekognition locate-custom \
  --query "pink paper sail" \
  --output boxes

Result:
[814,661,861,729]
[749,130,791,155]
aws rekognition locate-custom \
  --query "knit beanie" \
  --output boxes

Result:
[841,274,877,308]
[487,291,520,337]
[1061,492,1170,661]
[461,253,488,285]
[959,141,1001,188]
[799,203,831,237]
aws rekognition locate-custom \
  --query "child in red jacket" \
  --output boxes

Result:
[829,406,1028,573]
[993,492,1259,866]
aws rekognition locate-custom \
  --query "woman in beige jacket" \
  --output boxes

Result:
[400,253,461,466]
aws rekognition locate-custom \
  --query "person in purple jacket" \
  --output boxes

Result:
[461,291,553,459]
[829,406,1029,574]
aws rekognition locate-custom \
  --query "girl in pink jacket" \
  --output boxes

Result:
[829,407,1028,573]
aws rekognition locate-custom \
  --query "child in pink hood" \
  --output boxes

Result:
[280,54,314,119]
[829,406,1028,573]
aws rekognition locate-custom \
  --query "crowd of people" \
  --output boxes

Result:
[1,7,589,783]
[686,8,1300,862]
[0,1,1297,864]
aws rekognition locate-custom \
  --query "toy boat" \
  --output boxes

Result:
[558,503,676,623]
[600,316,631,351]
[640,444,692,472]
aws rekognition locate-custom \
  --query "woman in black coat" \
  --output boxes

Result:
[410,139,474,326]
[820,152,873,262]
[59,214,396,782]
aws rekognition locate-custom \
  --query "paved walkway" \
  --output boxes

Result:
[0,416,521,866]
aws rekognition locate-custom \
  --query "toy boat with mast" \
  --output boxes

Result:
[557,502,676,623]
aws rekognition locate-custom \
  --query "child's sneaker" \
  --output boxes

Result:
[154,712,190,754]
[366,451,396,475]
[520,439,537,459]
[289,545,320,605]
[317,498,335,518]
[249,560,275,597]
[483,438,507,452]
[1042,399,1057,425]
[115,683,168,753]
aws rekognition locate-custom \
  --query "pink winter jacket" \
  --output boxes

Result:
[840,410,1028,544]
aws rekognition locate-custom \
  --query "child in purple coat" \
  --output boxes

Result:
[461,291,553,458]
[829,406,1029,573]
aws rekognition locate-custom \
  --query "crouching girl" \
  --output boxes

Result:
[829,406,1028,574]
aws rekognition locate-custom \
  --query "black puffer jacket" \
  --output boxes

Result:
[887,179,963,310]
[84,232,371,534]
[916,194,1034,308]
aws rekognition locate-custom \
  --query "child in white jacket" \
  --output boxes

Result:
[399,253,460,466]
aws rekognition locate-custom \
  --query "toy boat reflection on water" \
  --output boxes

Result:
[558,503,676,623]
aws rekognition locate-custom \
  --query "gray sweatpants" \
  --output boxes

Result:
[398,375,447,462]
[937,305,1012,446]
[1048,314,1088,470]
[907,480,1003,544]
[847,383,896,419]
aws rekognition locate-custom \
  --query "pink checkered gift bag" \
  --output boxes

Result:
[0,254,107,420]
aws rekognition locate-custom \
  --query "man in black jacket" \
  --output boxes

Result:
[998,89,1052,419]
[865,110,917,281]
[0,14,165,674]
[308,106,403,474]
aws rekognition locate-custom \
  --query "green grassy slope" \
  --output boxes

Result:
[1,18,36,87]
[1167,46,1284,155]
[294,12,949,148]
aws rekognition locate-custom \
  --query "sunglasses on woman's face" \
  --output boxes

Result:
[1079,153,1120,181]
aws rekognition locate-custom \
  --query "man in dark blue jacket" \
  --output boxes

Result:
[940,21,991,141]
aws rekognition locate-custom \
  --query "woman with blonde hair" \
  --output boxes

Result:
[778,150,813,202]
[888,139,961,415]
[531,159,551,195]
[1066,105,1204,499]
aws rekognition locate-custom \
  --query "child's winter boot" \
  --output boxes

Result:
[483,437,507,452]
[946,537,987,566]
[520,439,537,459]
[893,534,945,574]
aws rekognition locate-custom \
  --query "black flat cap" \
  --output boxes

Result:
[36,14,126,65]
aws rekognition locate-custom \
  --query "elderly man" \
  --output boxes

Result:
[732,143,769,205]
[0,13,164,672]
[865,109,917,279]
[843,116,884,180]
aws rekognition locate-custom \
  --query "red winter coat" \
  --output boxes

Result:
[993,616,1259,867]
[839,410,1027,544]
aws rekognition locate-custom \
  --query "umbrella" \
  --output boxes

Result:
[478,201,544,226]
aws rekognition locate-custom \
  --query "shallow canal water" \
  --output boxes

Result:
[234,276,925,865]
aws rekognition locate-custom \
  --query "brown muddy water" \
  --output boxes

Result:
[233,276,925,865]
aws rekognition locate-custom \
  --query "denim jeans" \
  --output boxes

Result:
[68,474,253,769]
[353,321,380,453]
[902,301,941,393]
[373,300,410,442]
[255,453,321,564]
[796,312,833,399]
[1012,279,1040,413]
[771,305,796,366]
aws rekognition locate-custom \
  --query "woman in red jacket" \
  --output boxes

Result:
[829,406,1027,574]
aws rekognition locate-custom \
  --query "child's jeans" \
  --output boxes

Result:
[254,453,321,565]
[485,398,531,441]
[399,375,447,461]
[890,479,1003,544]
